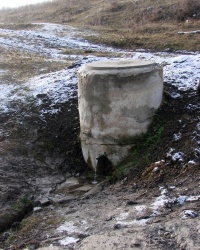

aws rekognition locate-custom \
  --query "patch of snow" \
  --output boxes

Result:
[153,166,159,172]
[119,219,148,226]
[187,103,200,111]
[176,195,200,204]
[0,83,23,113]
[0,23,114,59]
[56,220,88,236]
[116,212,129,221]
[188,160,196,165]
[166,148,184,162]
[194,147,200,157]
[155,160,165,165]
[173,132,182,141]
[176,196,187,204]
[181,210,198,219]
[186,195,200,202]
[196,122,200,131]
[147,188,200,220]
[169,92,181,99]
[0,23,200,117]
[134,205,147,215]
[127,52,200,91]
[172,152,184,162]
[151,187,175,215]
[57,221,78,233]
[59,236,79,246]
[166,147,175,157]
[0,69,8,75]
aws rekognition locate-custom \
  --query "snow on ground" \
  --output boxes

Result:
[128,51,200,91]
[0,23,199,116]
[0,23,199,166]
[0,23,114,58]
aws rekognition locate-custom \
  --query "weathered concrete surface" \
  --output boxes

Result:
[78,59,163,169]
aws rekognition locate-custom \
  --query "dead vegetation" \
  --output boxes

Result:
[0,48,70,83]
[0,0,200,51]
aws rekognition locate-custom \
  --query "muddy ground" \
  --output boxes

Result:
[0,81,199,250]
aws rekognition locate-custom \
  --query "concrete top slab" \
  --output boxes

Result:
[84,59,156,70]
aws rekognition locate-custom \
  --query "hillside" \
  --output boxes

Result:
[0,1,199,249]
[0,0,200,51]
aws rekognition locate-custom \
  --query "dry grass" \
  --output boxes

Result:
[0,48,71,83]
[3,211,63,248]
[0,0,199,51]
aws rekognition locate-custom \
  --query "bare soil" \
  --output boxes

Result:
[0,78,199,250]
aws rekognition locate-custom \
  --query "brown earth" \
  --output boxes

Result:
[0,78,199,249]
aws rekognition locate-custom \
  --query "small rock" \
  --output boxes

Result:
[121,177,128,184]
[75,185,93,192]
[126,200,138,206]
[131,239,141,247]
[105,215,114,221]
[51,195,76,204]
[38,198,51,206]
[78,233,90,239]
[113,223,122,230]
[83,185,101,198]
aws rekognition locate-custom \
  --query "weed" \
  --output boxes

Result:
[11,196,32,212]
[112,111,165,181]
[143,126,164,148]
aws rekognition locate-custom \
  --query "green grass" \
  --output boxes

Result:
[11,196,32,212]
[112,111,165,181]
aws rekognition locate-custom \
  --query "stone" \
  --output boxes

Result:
[57,177,79,189]
[38,198,51,206]
[78,59,163,169]
[51,195,77,204]
[126,200,138,206]
[83,185,101,198]
[75,185,93,192]
[113,223,122,229]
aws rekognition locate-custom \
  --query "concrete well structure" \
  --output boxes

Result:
[78,59,163,170]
